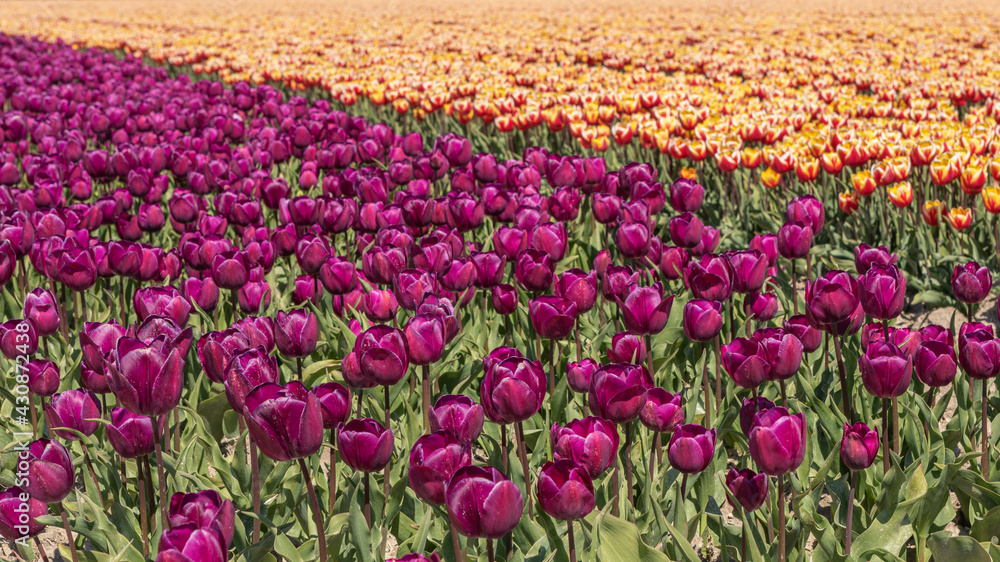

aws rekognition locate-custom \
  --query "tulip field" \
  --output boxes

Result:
[4,1,1000,561]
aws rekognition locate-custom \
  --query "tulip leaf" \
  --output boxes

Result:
[927,531,992,562]
[274,532,305,562]
[593,512,674,562]
[196,390,232,443]
[970,505,1000,542]
[347,481,374,561]
[850,498,912,559]
[904,464,928,502]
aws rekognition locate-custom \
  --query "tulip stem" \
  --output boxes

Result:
[624,422,634,513]
[790,260,797,316]
[845,471,856,556]
[297,357,303,381]
[740,508,748,562]
[59,501,79,562]
[516,421,533,519]
[328,431,338,515]
[449,519,465,562]
[568,521,577,562]
[779,380,788,409]
[831,334,854,423]
[777,476,786,562]
[136,461,149,557]
[892,397,900,456]
[153,423,169,532]
[297,458,328,562]
[487,538,495,562]
[173,407,181,454]
[33,536,50,562]
[363,472,371,527]
[500,424,509,473]
[882,398,890,475]
[714,336,722,413]
[645,333,654,381]
[983,378,990,478]
[702,342,712,426]
[576,323,583,363]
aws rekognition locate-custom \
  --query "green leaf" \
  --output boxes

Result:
[274,533,305,562]
[593,513,672,562]
[970,505,1000,542]
[927,531,991,562]
[196,391,233,443]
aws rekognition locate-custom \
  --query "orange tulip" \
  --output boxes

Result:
[795,157,819,182]
[922,200,942,226]
[983,186,1000,214]
[961,162,987,195]
[820,152,843,175]
[887,182,914,208]
[680,167,698,181]
[945,207,972,230]
[760,167,782,189]
[852,170,877,197]
[839,191,859,214]
[742,147,763,170]
[716,150,741,173]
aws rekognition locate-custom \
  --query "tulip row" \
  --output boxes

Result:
[1,32,999,562]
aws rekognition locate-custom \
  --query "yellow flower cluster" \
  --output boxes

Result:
[3,0,1000,199]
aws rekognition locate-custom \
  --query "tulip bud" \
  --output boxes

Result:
[110,337,184,417]
[805,270,859,327]
[515,249,554,293]
[668,424,717,474]
[722,338,770,388]
[428,394,484,443]
[754,328,804,381]
[22,288,60,337]
[726,250,768,294]
[481,357,546,424]
[748,407,807,475]
[274,309,319,358]
[45,388,102,441]
[404,314,446,365]
[567,359,599,394]
[616,283,674,336]
[21,438,75,503]
[338,418,395,472]
[725,467,769,512]
[355,325,409,386]
[669,212,703,248]
[958,328,1000,380]
[682,299,723,342]
[777,221,813,259]
[25,359,59,397]
[445,466,523,539]
[952,262,992,304]
[107,407,155,459]
[536,459,596,521]
[859,341,912,397]
[840,422,879,471]
[588,363,652,423]
[408,431,472,505]
[639,388,684,433]
[244,382,324,461]
[858,264,907,320]
[529,296,578,340]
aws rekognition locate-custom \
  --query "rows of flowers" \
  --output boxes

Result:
[0,32,998,562]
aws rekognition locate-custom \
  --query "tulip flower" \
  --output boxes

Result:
[669,212,703,248]
[920,324,953,346]
[551,417,619,479]
[805,270,859,327]
[529,295,578,341]
[168,490,236,550]
[21,438,74,504]
[721,338,770,389]
[355,325,409,386]
[685,254,733,302]
[639,388,684,434]
[45,388,102,441]
[274,309,319,367]
[210,250,249,290]
[859,341,912,398]
[554,269,598,313]
[223,347,279,412]
[107,407,155,458]
[233,316,276,352]
[726,250,768,294]
[0,487,46,542]
[445,466,524,543]
[682,299,723,342]
[725,467,768,512]
[25,359,59,397]
[607,332,646,365]
[428,394,484,443]
[754,328,804,390]
[338,417,395,473]
[588,363,652,423]
[854,244,896,275]
[783,315,822,353]
[134,286,192,326]
[197,329,250,384]
[22,288,60,337]
[480,356,546,425]
[408,431,472,505]
[243,382,323,461]
[668,423,716,476]
[514,249,554,292]
[669,178,705,213]
[747,406,806,475]
[536,459,595,552]
[0,319,37,359]
[491,283,518,315]
[566,359,599,394]
[157,525,228,562]
[616,282,674,336]
[858,264,907,320]
[777,221,812,259]
[840,421,879,554]
[952,261,992,306]
[110,337,184,417]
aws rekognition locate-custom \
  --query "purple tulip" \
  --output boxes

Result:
[722,338,771,388]
[318,256,358,295]
[408,431,472,504]
[515,249,554,293]
[25,359,59,397]
[536,459,595,521]
[744,292,778,322]
[952,261,992,304]
[168,490,236,550]
[312,382,353,429]
[274,309,318,358]
[685,254,734,302]
[551,417,618,478]
[859,341,912,397]
[725,467,769,512]
[197,329,250,384]
[223,347,279,412]
[640,388,684,433]
[748,407,807,475]
[45,388,102,440]
[841,422,879,471]
[404,314,446,365]
[783,315,822,352]
[338,418,395,472]
[21,438,74,504]
[428,395,484,443]
[920,324,953,346]
[180,277,220,311]
[529,296,578,340]
[210,250,248,290]
[355,325,409,386]
[668,424,717,474]
[616,283,674,336]
[754,328,804,381]
[22,288,60,337]
[608,332,646,364]
[786,194,825,233]
[1,319,38,359]
[480,357,546,424]
[914,341,958,387]
[958,328,1000,380]
[727,250,768,294]
[616,221,652,260]
[394,269,437,311]
[243,381,323,461]
[658,246,690,280]
[588,363,652,423]
[858,264,907,320]
[567,359,599,394]
[750,233,779,268]
[471,252,506,289]
[682,299,724,342]
[854,244,897,275]
[445,466,525,541]
[669,212,703,248]
[805,270,859,326]
[0,487,46,541]
[777,221,813,259]
[669,178,705,213]
[156,525,227,562]
[107,337,183,417]
[554,268,598,313]
[107,407,155,459]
